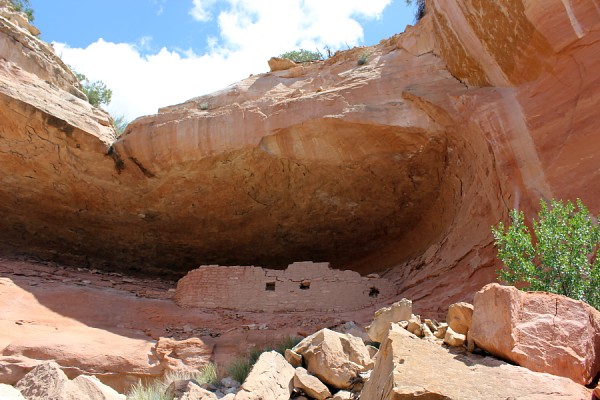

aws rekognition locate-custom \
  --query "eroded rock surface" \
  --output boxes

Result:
[0,0,598,319]
[0,259,357,392]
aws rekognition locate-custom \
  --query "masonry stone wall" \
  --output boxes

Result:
[174,262,396,312]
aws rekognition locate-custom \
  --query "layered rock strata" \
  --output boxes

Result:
[0,0,598,316]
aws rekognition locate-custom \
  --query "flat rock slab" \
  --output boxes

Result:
[361,324,591,399]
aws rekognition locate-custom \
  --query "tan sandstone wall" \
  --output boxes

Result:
[174,262,395,312]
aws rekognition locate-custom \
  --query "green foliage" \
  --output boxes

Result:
[74,71,113,107]
[193,362,220,386]
[493,199,600,309]
[112,115,128,136]
[405,0,425,22]
[226,336,301,384]
[273,336,301,355]
[357,51,371,66]
[9,0,34,22]
[227,357,253,385]
[279,49,323,63]
[127,378,171,400]
[126,363,219,400]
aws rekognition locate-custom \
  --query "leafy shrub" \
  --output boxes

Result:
[74,71,112,107]
[9,0,34,22]
[357,51,370,66]
[273,336,301,355]
[279,49,323,63]
[493,198,600,309]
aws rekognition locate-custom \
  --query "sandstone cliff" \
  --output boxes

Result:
[0,0,598,317]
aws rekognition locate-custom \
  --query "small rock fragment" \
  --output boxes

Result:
[332,390,354,400]
[406,315,422,337]
[285,349,303,368]
[293,367,331,400]
[366,345,378,358]
[447,302,474,335]
[444,326,466,347]
[434,323,448,339]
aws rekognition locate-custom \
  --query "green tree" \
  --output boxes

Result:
[9,0,34,22]
[493,199,600,309]
[112,115,128,137]
[74,72,112,107]
[405,0,425,22]
[279,49,323,63]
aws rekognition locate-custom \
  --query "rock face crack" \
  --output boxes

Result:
[107,145,124,173]
[128,156,155,178]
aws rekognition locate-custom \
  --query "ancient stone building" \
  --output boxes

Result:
[174,262,395,312]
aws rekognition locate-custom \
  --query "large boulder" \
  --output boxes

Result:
[0,384,24,399]
[470,283,600,385]
[292,328,373,390]
[70,375,125,400]
[446,302,473,335]
[234,351,294,400]
[15,361,78,400]
[361,323,591,399]
[366,299,412,342]
[15,361,125,400]
[267,57,296,72]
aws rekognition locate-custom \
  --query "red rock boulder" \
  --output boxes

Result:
[470,283,600,385]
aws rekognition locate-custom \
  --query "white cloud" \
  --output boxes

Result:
[189,0,218,22]
[55,0,392,121]
[152,0,166,16]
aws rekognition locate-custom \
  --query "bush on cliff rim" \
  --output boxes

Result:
[279,49,323,63]
[405,0,425,22]
[9,0,34,22]
[493,198,600,310]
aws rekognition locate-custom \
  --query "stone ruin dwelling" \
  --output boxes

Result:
[174,262,395,312]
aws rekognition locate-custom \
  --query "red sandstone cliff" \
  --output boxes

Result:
[0,0,598,317]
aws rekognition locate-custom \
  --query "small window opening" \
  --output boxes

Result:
[265,282,276,291]
[369,287,380,298]
[300,280,311,290]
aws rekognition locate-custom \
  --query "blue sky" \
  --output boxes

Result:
[30,1,416,120]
